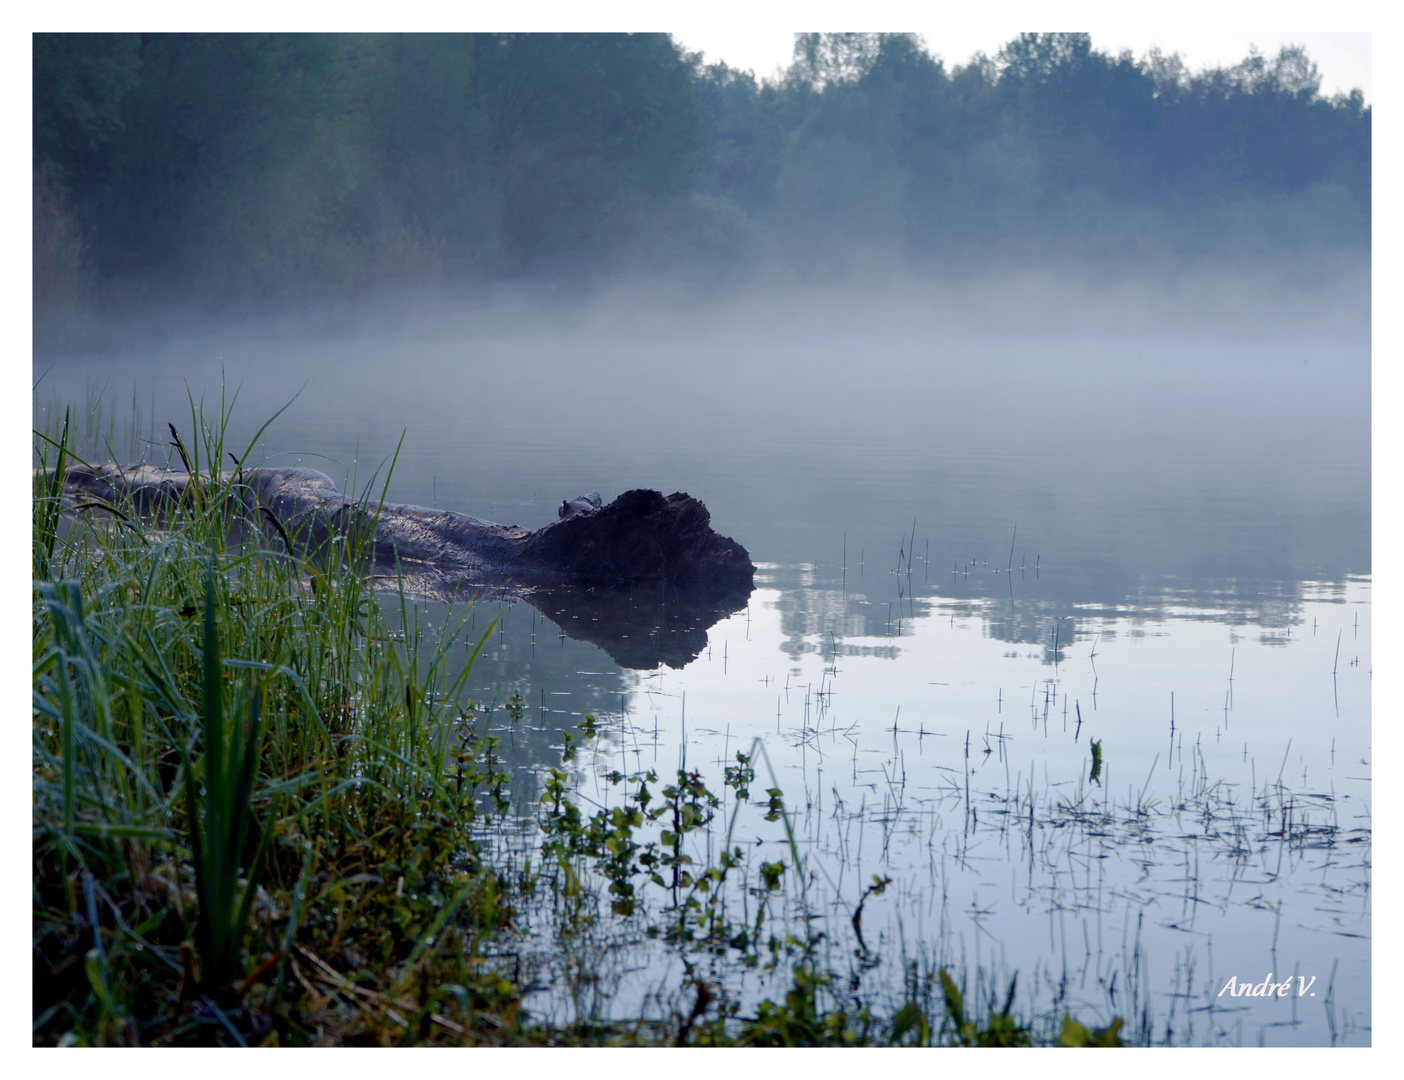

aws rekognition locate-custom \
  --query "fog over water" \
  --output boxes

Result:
[34,269,1371,1045]
[37,269,1370,612]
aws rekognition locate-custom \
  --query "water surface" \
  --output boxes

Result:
[35,286,1371,1044]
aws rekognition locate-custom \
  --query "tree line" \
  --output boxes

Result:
[33,32,1370,320]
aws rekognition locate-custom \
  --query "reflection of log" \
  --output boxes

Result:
[51,464,755,664]
[529,583,748,671]
[392,570,749,670]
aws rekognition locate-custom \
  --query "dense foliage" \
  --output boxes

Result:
[701,33,1369,269]
[33,32,1369,317]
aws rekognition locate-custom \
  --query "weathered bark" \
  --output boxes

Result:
[51,464,755,601]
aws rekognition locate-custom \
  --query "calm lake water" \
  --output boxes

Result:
[35,282,1371,1045]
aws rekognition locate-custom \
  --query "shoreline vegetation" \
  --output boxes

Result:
[33,400,1131,1047]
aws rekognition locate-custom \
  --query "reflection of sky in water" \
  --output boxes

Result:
[515,576,1369,1046]
[35,287,1369,1044]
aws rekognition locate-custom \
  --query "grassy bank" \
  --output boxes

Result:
[32,401,1125,1047]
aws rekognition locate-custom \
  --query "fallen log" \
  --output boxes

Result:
[50,463,755,601]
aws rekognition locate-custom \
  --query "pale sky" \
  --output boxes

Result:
[20,6,1378,104]
[656,0,1377,102]
[672,28,1371,102]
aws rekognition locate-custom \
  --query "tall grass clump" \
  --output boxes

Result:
[33,400,524,1045]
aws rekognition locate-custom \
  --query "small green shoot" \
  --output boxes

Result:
[1058,1014,1125,1047]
